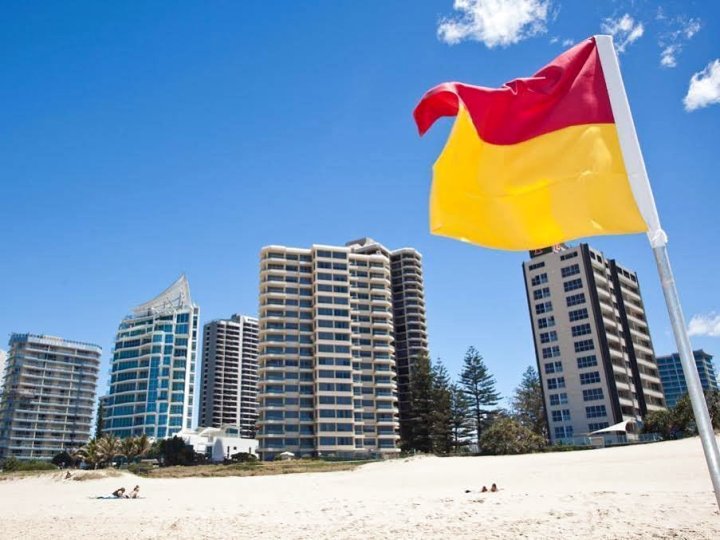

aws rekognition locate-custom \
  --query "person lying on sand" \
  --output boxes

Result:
[129,485,140,499]
[111,487,126,498]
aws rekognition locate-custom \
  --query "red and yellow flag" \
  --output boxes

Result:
[414,37,649,250]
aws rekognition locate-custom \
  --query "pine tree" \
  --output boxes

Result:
[94,401,105,440]
[404,352,434,453]
[510,366,548,440]
[449,384,473,453]
[430,360,453,455]
[459,346,501,445]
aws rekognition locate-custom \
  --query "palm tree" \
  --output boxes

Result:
[76,438,101,469]
[133,434,151,461]
[96,435,120,467]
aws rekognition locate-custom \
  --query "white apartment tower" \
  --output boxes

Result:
[200,314,259,438]
[0,334,101,460]
[103,275,199,439]
[522,244,666,443]
[257,238,428,459]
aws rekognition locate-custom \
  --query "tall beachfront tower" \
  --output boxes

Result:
[257,238,428,459]
[199,314,259,438]
[0,349,6,393]
[522,244,666,443]
[0,334,101,460]
[388,247,429,443]
[657,350,718,408]
[103,275,199,439]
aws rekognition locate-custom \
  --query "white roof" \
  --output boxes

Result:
[133,275,193,316]
[590,420,635,434]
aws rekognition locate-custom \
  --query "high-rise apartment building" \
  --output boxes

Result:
[389,248,429,441]
[0,334,101,460]
[256,238,427,460]
[0,350,6,393]
[656,350,718,408]
[522,244,666,443]
[199,314,259,437]
[103,275,199,439]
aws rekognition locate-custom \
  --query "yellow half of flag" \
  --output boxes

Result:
[413,37,649,251]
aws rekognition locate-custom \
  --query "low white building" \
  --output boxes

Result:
[174,426,258,462]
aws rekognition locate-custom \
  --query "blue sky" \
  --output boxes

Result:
[1,1,719,403]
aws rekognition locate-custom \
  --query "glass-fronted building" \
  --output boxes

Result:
[656,350,717,408]
[103,275,199,439]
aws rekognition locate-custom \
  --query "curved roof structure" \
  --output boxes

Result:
[132,274,193,316]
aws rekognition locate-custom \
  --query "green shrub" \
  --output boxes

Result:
[128,462,155,476]
[229,452,257,463]
[479,417,546,455]
[1,457,57,472]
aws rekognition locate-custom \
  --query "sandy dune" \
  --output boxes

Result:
[1,437,718,539]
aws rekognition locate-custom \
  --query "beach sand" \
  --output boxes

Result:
[1,436,718,539]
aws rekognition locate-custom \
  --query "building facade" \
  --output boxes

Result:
[656,350,718,408]
[103,275,199,439]
[389,248,429,442]
[0,350,6,394]
[199,314,259,437]
[522,244,666,443]
[256,238,427,460]
[0,334,101,460]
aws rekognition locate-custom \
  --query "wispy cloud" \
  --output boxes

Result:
[684,59,720,111]
[562,38,574,47]
[437,0,551,48]
[688,312,720,337]
[549,36,559,44]
[658,16,701,68]
[601,14,644,53]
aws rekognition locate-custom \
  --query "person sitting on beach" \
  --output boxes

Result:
[129,485,140,499]
[111,487,126,498]
[64,471,73,480]
[490,483,498,492]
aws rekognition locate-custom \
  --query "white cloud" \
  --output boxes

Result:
[437,0,551,48]
[684,59,720,111]
[688,313,720,337]
[601,14,644,53]
[550,36,559,44]
[660,45,678,68]
[658,17,701,68]
[562,38,574,47]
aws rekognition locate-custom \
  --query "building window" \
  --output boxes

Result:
[588,422,609,431]
[576,355,598,369]
[568,308,589,322]
[586,405,607,418]
[544,361,563,374]
[549,392,568,406]
[539,331,558,344]
[563,279,583,292]
[582,388,604,401]
[571,323,592,337]
[574,339,595,353]
[528,262,545,271]
[533,287,551,300]
[531,273,548,286]
[560,252,578,261]
[554,426,574,438]
[547,377,566,390]
[542,346,561,359]
[561,264,580,278]
[535,301,553,315]
[551,409,571,422]
[566,293,586,307]
[537,316,555,329]
[580,372,601,386]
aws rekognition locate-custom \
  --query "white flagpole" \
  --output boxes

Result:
[596,34,720,508]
